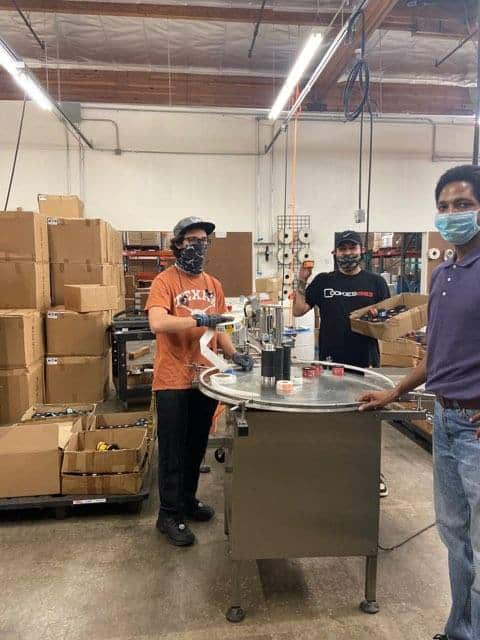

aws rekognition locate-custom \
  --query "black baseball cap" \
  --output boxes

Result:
[335,230,363,248]
[173,216,215,238]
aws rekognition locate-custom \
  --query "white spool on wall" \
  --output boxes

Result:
[278,229,293,245]
[428,248,441,260]
[278,248,293,265]
[298,229,310,244]
[298,249,312,263]
[283,270,294,285]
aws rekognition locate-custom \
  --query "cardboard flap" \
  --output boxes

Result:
[0,424,62,454]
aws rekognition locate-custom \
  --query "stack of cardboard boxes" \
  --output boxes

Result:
[0,213,50,423]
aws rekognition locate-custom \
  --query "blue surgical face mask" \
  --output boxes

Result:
[434,211,480,246]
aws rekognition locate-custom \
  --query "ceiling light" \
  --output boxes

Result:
[269,32,323,121]
[0,37,52,110]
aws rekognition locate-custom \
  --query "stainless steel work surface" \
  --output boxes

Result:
[200,361,395,412]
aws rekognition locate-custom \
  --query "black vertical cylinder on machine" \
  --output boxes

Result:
[282,344,292,381]
[274,346,284,382]
[261,345,275,387]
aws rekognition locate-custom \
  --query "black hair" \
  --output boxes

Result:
[170,236,183,259]
[435,164,480,204]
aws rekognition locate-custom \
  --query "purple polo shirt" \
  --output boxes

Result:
[426,244,480,400]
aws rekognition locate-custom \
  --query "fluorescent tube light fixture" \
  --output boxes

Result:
[269,32,323,121]
[0,36,52,110]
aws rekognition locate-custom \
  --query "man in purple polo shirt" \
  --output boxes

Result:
[358,164,480,640]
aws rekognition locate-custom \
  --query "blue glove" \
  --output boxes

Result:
[193,313,234,328]
[232,351,254,371]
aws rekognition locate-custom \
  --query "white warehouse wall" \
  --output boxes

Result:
[0,100,474,277]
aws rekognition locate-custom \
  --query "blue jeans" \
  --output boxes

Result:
[433,401,480,640]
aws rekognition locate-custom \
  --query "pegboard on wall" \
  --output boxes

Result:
[277,215,311,300]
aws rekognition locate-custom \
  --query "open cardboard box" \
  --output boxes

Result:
[0,423,73,498]
[21,403,96,430]
[62,427,148,474]
[94,411,155,437]
[350,293,428,341]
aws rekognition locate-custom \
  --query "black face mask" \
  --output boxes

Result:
[176,242,206,275]
[336,254,362,271]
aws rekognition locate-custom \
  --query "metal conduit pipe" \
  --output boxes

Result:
[79,117,122,154]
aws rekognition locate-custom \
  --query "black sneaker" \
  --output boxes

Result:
[185,500,215,522]
[157,516,196,546]
[380,474,388,498]
[433,635,448,640]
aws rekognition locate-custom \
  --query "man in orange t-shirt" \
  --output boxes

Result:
[146,216,253,547]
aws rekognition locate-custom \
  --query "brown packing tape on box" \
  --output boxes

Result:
[350,293,428,342]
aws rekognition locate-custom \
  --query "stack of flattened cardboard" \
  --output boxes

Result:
[37,194,84,219]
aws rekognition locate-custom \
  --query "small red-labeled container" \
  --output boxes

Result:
[332,366,345,377]
[302,366,316,379]
[310,363,323,376]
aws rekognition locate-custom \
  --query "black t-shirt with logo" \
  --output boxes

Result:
[305,269,390,368]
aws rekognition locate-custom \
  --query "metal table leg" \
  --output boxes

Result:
[226,559,245,623]
[360,554,380,614]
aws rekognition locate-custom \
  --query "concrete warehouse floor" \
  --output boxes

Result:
[0,423,449,640]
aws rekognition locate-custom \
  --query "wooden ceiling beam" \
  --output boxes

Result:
[0,68,473,116]
[0,1,469,37]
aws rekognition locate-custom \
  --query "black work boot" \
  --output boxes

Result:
[432,635,448,640]
[156,516,195,547]
[185,500,215,522]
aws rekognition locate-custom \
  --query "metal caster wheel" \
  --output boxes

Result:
[215,448,225,464]
[226,606,245,623]
[360,600,379,614]
[199,464,211,473]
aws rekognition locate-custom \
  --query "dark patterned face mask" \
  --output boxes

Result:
[176,241,206,275]
[336,254,362,271]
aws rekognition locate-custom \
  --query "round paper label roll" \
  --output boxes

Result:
[278,249,293,265]
[278,229,293,245]
[298,228,310,244]
[283,270,294,284]
[211,373,237,386]
[428,248,440,260]
[297,249,311,262]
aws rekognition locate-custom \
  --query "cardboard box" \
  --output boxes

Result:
[48,218,110,263]
[124,275,135,297]
[0,361,44,425]
[21,403,96,430]
[0,261,50,310]
[94,410,154,437]
[255,277,280,303]
[108,227,124,264]
[46,308,110,356]
[350,293,429,341]
[45,355,110,404]
[125,231,143,245]
[62,428,148,474]
[0,212,49,262]
[134,289,150,311]
[0,423,71,498]
[50,263,115,305]
[0,309,44,368]
[379,338,426,368]
[125,231,160,246]
[64,285,118,312]
[62,466,146,495]
[38,194,84,218]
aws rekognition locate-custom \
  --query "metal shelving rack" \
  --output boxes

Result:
[277,215,311,300]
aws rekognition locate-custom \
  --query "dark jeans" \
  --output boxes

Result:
[156,389,218,519]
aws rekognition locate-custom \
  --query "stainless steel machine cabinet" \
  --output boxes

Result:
[199,362,420,623]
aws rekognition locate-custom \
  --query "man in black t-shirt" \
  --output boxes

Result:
[293,229,390,496]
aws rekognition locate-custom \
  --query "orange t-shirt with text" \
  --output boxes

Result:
[145,266,227,390]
